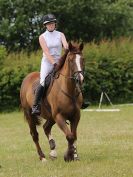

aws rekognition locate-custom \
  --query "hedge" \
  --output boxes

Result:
[83,59,133,104]
[83,38,133,104]
[0,38,133,110]
[0,49,40,111]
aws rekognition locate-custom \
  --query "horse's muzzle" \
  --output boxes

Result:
[78,73,84,85]
[74,71,84,85]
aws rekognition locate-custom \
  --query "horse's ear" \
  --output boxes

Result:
[79,43,84,51]
[68,42,73,51]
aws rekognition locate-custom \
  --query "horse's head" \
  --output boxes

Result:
[66,42,84,85]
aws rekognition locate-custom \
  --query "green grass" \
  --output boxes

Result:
[0,105,133,177]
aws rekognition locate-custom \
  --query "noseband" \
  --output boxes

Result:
[73,71,84,84]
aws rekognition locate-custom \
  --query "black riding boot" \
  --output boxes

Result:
[32,84,44,115]
[81,100,90,109]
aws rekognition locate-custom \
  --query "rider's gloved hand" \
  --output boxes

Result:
[53,63,60,73]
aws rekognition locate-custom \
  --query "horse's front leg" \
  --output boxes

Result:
[43,119,57,159]
[70,114,80,161]
[55,114,75,162]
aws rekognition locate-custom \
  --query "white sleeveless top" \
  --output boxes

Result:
[42,30,62,62]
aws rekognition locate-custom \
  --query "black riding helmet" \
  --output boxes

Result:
[43,14,57,25]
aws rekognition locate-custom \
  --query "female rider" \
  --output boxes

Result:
[32,14,68,115]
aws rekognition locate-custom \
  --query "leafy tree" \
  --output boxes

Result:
[0,0,47,50]
[0,0,133,51]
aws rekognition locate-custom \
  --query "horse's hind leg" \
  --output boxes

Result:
[55,114,75,162]
[24,110,46,162]
[43,119,57,159]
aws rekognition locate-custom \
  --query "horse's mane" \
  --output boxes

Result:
[58,49,69,70]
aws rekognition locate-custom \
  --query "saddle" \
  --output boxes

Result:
[33,69,56,97]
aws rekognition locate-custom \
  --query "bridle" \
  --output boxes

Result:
[58,51,84,82]
[55,52,84,103]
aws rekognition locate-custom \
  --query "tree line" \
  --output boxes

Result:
[0,0,133,51]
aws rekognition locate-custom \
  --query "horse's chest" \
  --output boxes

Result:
[59,103,79,118]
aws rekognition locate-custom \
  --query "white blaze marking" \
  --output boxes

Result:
[75,54,84,81]
[75,54,81,71]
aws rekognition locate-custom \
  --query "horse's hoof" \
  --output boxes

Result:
[49,150,57,159]
[49,155,57,160]
[74,156,80,161]
[49,150,57,160]
[64,156,74,162]
[64,153,74,162]
[41,158,47,163]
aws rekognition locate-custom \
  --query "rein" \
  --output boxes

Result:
[59,71,83,80]
[55,71,83,103]
[60,86,81,104]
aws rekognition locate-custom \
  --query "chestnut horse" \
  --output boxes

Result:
[20,42,84,162]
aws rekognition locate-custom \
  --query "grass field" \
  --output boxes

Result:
[0,105,133,177]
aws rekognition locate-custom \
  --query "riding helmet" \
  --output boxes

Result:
[43,14,57,25]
